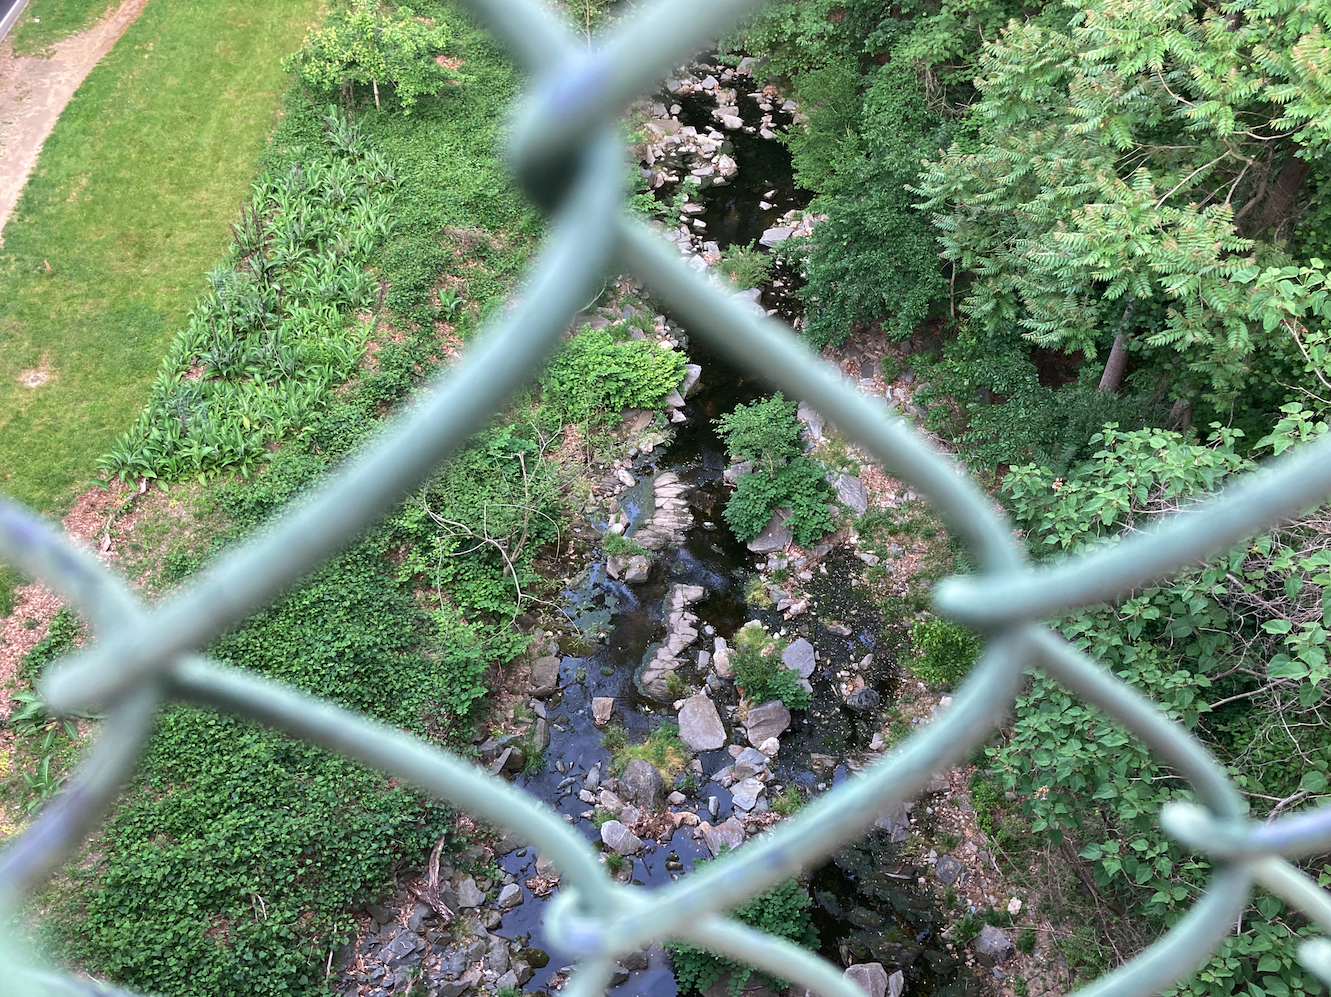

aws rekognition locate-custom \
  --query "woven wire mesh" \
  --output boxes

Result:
[5,0,1331,993]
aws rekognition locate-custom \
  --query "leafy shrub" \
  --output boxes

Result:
[717,241,772,289]
[541,324,686,424]
[284,0,458,115]
[731,624,812,711]
[20,607,83,681]
[908,617,980,687]
[714,393,802,475]
[715,395,833,546]
[668,868,817,995]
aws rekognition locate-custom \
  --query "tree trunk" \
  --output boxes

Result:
[1168,398,1193,433]
[1098,333,1129,392]
[1247,152,1311,238]
[372,78,380,110]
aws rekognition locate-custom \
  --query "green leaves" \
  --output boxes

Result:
[541,324,687,424]
[284,0,458,115]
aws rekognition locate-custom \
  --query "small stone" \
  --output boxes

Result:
[497,884,523,909]
[934,855,964,885]
[616,468,637,487]
[845,962,889,997]
[592,697,614,724]
[1007,897,1023,915]
[668,790,687,805]
[601,820,644,855]
[758,736,780,757]
[532,718,550,751]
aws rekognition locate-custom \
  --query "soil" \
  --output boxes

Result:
[0,0,148,242]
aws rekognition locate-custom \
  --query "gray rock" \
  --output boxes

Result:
[381,930,421,966]
[456,877,485,909]
[797,401,824,441]
[836,474,870,516]
[734,747,770,771]
[700,816,746,856]
[620,758,666,810]
[494,970,519,991]
[731,777,765,812]
[368,903,395,925]
[407,901,432,933]
[608,965,631,986]
[845,962,889,997]
[746,508,792,553]
[889,970,905,997]
[934,855,964,885]
[438,948,469,979]
[845,687,881,713]
[759,226,793,247]
[678,694,727,751]
[531,718,550,751]
[681,364,703,397]
[485,943,510,975]
[497,884,523,909]
[874,803,911,842]
[530,656,560,697]
[746,701,791,746]
[620,948,651,971]
[592,697,614,724]
[781,638,816,679]
[974,925,1016,965]
[435,982,471,997]
[621,555,650,583]
[601,820,644,855]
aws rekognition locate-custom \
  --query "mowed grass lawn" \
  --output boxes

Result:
[0,0,321,511]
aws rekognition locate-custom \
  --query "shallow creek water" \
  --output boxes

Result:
[488,67,976,997]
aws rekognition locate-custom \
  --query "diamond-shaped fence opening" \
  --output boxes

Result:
[6,0,1331,994]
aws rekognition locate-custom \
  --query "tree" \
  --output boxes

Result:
[914,0,1331,406]
[284,0,457,115]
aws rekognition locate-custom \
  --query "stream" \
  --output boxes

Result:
[485,62,980,997]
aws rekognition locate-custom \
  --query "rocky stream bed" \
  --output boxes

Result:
[333,57,1015,997]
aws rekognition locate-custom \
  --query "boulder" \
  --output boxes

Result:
[781,638,816,679]
[592,697,614,724]
[836,474,870,516]
[601,820,644,855]
[531,718,551,751]
[607,553,651,583]
[681,364,703,397]
[974,925,1015,965]
[797,401,824,441]
[678,694,727,751]
[745,701,791,746]
[845,963,889,997]
[530,656,560,697]
[456,877,485,909]
[731,778,765,812]
[934,855,964,885]
[620,758,666,810]
[746,508,792,553]
[759,226,793,247]
[497,884,523,909]
[889,970,905,997]
[845,687,881,713]
[699,816,746,856]
[874,803,910,842]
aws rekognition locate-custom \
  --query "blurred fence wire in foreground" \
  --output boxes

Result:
[7,0,1331,993]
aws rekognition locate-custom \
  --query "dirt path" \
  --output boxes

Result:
[0,0,147,243]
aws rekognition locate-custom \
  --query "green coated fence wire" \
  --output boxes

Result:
[5,0,1331,993]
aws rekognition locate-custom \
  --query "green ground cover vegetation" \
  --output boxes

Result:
[9,0,117,54]
[0,0,321,510]
[6,1,682,993]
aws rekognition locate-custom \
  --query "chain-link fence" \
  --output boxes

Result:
[6,0,1331,993]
